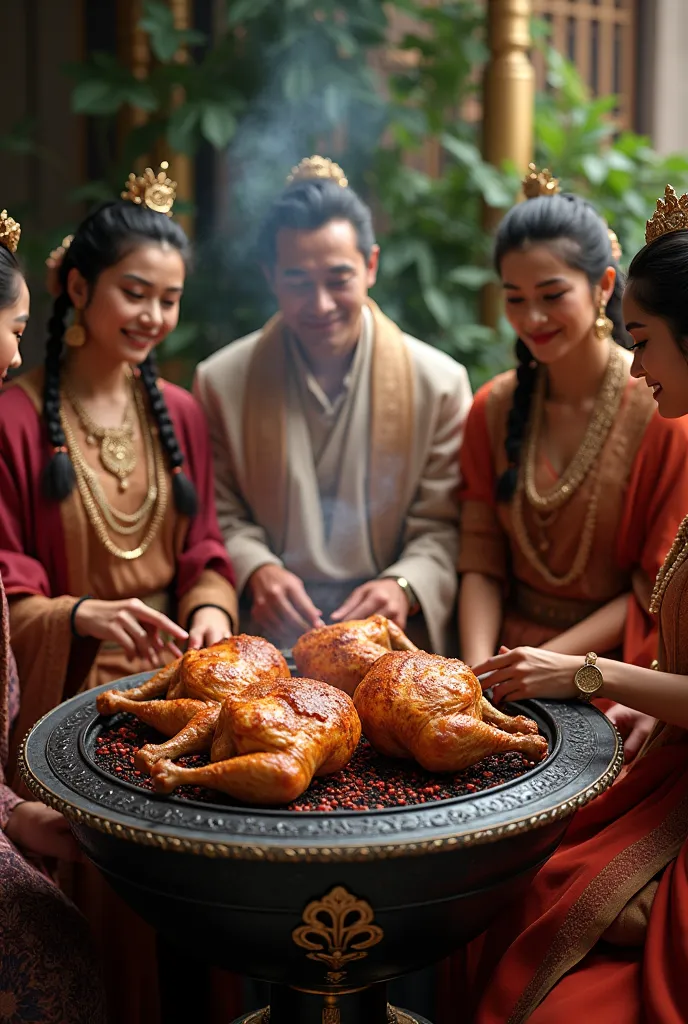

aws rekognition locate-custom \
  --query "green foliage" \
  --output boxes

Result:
[534,49,688,262]
[3,1,687,386]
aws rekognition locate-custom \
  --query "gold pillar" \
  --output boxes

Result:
[481,0,535,326]
[164,0,193,234]
[117,0,193,234]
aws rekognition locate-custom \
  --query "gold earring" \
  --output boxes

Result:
[64,309,86,348]
[594,300,613,341]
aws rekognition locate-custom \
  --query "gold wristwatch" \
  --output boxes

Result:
[574,652,604,702]
[395,577,420,616]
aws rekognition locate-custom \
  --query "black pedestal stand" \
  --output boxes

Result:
[231,983,434,1024]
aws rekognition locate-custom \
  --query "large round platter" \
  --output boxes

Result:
[18,672,622,989]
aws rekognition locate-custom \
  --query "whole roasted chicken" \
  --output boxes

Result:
[354,651,548,771]
[293,614,417,695]
[96,635,289,757]
[149,678,361,805]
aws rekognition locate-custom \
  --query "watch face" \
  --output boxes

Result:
[575,664,603,694]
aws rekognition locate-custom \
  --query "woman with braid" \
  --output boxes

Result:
[457,166,688,761]
[0,168,238,1024]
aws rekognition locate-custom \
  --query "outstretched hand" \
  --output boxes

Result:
[605,704,656,762]
[248,564,324,640]
[74,597,188,667]
[5,801,81,861]
[330,579,409,629]
[472,646,580,704]
[187,607,233,650]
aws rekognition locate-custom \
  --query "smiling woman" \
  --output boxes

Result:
[0,169,239,1024]
[444,185,688,1024]
[456,166,688,704]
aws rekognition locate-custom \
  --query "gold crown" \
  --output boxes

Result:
[121,161,177,216]
[0,210,21,253]
[645,184,688,245]
[286,155,348,188]
[522,163,561,200]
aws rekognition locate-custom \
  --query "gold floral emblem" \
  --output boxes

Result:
[292,885,384,985]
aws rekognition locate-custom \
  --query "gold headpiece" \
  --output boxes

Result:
[607,227,622,262]
[45,235,74,298]
[0,210,21,254]
[121,161,177,216]
[645,184,688,245]
[286,155,348,188]
[522,163,561,200]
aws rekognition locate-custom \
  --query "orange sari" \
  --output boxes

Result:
[458,365,688,666]
[453,550,688,1023]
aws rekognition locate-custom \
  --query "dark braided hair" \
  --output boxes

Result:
[257,178,376,267]
[41,200,197,516]
[494,193,625,502]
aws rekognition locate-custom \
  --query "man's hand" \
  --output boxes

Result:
[5,802,82,861]
[605,704,656,763]
[248,565,324,638]
[331,579,409,630]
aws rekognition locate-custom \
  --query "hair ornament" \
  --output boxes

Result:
[607,227,622,262]
[0,209,21,254]
[122,160,177,216]
[645,184,688,245]
[286,155,348,189]
[45,235,74,298]
[522,163,561,200]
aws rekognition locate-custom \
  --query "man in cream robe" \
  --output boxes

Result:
[194,162,472,653]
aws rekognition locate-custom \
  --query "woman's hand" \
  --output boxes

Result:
[187,607,233,650]
[605,704,656,762]
[73,597,188,667]
[5,802,81,861]
[472,646,580,704]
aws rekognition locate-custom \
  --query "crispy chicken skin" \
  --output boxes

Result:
[150,678,361,805]
[354,651,548,771]
[293,614,417,695]
[96,634,288,713]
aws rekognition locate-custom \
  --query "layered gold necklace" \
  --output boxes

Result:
[61,377,168,560]
[649,515,688,614]
[512,343,627,587]
[62,376,137,491]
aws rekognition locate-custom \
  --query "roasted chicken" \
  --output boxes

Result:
[293,614,417,695]
[150,677,361,804]
[96,635,289,761]
[354,651,548,771]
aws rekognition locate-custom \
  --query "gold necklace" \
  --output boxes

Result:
[60,380,168,560]
[649,515,688,614]
[63,376,137,491]
[512,468,602,587]
[523,343,626,513]
[512,343,627,587]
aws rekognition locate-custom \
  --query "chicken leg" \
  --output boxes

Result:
[151,751,311,804]
[135,704,222,771]
[480,696,539,735]
[412,713,548,772]
[96,693,207,736]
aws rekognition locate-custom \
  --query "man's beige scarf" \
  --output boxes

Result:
[242,299,414,571]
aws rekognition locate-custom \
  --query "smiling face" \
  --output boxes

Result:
[267,219,379,361]
[624,284,688,418]
[0,273,28,382]
[500,244,615,365]
[67,242,185,365]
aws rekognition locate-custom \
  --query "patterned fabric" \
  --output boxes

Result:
[0,575,107,1023]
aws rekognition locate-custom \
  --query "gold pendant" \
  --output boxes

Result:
[100,434,137,481]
